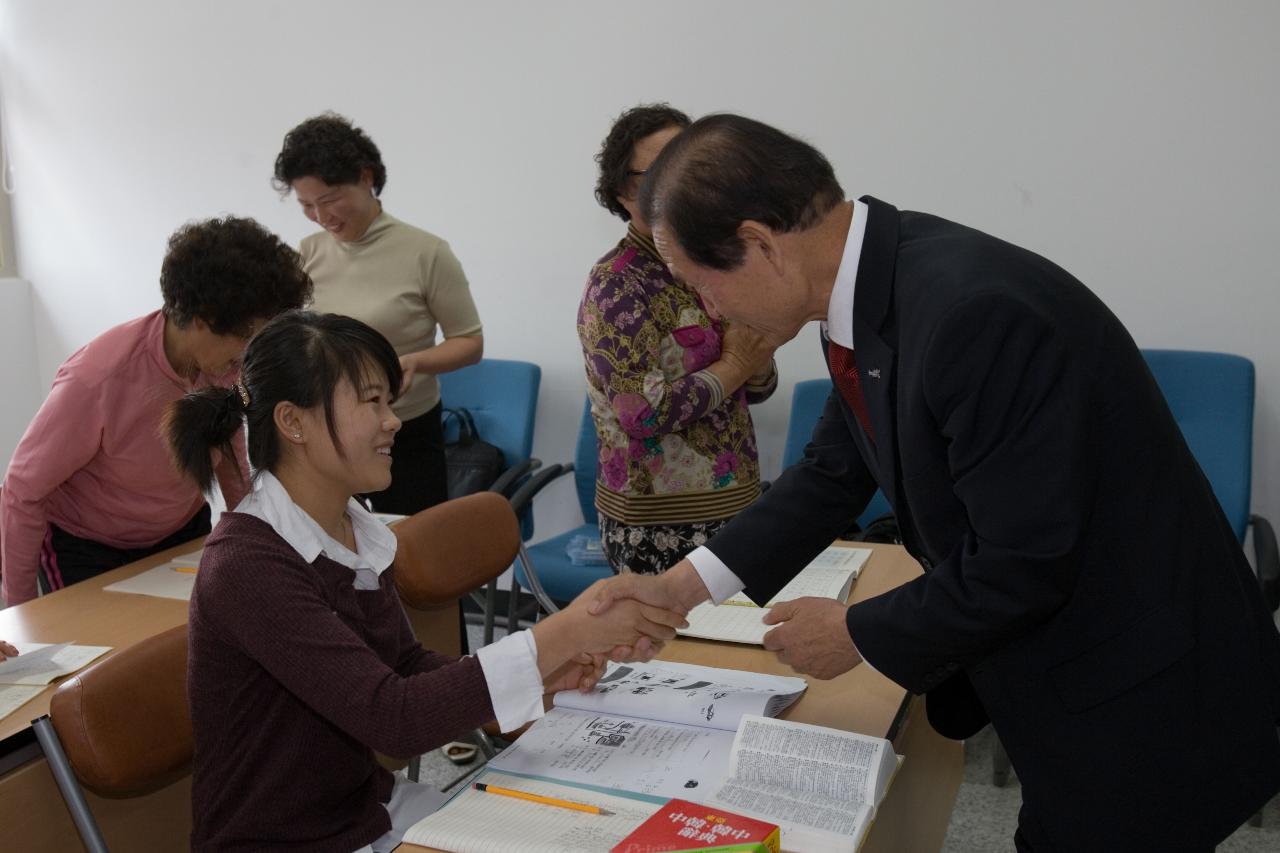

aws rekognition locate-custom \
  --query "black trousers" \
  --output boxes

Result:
[364,402,448,516]
[38,503,212,594]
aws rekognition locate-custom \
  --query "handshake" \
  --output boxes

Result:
[528,556,865,693]
[527,560,711,696]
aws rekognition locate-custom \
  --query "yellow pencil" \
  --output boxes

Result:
[473,782,612,816]
[172,566,198,574]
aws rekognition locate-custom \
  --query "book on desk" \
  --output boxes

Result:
[404,659,901,853]
[678,546,872,645]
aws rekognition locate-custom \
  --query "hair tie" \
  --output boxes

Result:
[234,382,251,409]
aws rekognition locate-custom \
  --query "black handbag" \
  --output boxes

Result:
[442,407,505,499]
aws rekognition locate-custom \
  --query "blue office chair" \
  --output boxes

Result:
[1142,350,1278,607]
[785,379,894,533]
[506,398,614,617]
[439,358,541,506]
[439,359,541,643]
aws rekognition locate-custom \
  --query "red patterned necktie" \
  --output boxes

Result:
[827,339,875,441]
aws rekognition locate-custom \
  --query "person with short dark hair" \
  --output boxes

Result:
[274,113,483,515]
[594,113,1280,851]
[579,104,778,574]
[0,217,312,605]
[166,310,681,852]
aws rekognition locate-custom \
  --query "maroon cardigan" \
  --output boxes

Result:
[187,513,496,853]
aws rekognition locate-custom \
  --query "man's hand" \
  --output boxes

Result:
[0,641,18,662]
[589,560,709,618]
[761,597,863,679]
[588,561,711,660]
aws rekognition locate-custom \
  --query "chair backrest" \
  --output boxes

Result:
[784,379,893,529]
[439,359,541,472]
[575,397,599,525]
[49,624,192,798]
[393,491,522,608]
[1142,349,1254,542]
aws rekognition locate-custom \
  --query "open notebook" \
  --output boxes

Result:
[0,642,113,721]
[679,546,872,645]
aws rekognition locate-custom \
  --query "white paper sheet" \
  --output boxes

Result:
[0,642,112,685]
[103,563,198,601]
[403,770,654,853]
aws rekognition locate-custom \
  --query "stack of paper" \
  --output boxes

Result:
[679,546,872,645]
[0,642,113,721]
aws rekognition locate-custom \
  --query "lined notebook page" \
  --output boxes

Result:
[403,771,655,853]
[680,602,773,645]
[0,684,45,721]
[680,547,872,645]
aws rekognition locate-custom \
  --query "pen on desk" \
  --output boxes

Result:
[171,566,198,574]
[473,782,613,815]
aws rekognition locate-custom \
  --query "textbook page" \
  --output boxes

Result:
[710,715,900,853]
[679,546,871,645]
[489,707,734,801]
[553,660,806,730]
[403,770,653,853]
[0,642,112,686]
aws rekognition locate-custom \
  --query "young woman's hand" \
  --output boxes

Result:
[543,652,607,696]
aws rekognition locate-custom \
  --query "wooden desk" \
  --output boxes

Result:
[0,536,461,851]
[400,541,963,853]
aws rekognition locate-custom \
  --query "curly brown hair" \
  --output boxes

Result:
[272,112,387,196]
[594,103,691,222]
[159,217,314,336]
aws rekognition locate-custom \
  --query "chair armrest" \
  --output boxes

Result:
[1249,514,1280,612]
[489,458,539,498]
[508,463,575,517]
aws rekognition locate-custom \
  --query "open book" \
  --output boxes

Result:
[710,715,900,853]
[404,661,806,851]
[679,546,872,645]
[485,661,807,801]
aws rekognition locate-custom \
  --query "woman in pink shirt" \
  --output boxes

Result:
[0,217,313,605]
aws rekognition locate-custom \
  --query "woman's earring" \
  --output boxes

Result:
[293,432,302,440]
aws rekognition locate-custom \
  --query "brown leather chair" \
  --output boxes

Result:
[33,624,190,853]
[393,491,522,610]
[391,491,524,780]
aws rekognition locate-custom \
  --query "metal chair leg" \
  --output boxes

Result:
[33,716,109,853]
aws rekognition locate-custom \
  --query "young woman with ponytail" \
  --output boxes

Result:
[165,310,684,853]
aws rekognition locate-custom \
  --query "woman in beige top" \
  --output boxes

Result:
[273,113,483,514]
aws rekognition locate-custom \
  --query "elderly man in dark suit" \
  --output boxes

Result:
[592,113,1280,851]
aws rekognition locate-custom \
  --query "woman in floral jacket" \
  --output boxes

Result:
[579,104,777,574]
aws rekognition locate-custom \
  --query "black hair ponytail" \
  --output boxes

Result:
[163,385,246,492]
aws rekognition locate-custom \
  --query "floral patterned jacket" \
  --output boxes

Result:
[577,226,778,526]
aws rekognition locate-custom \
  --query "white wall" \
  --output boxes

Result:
[1,0,1278,539]
[0,279,40,467]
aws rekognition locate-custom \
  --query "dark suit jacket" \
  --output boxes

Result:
[709,197,1280,851]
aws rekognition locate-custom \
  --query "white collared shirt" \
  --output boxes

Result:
[686,198,870,603]
[235,471,546,733]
